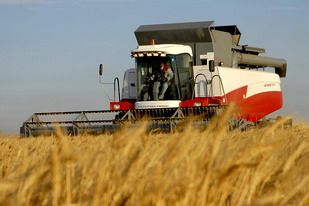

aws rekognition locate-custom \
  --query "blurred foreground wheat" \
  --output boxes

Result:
[0,115,308,205]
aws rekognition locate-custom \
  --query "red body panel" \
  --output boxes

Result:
[180,97,209,107]
[180,97,223,107]
[180,86,282,122]
[236,91,282,122]
[225,86,282,122]
[109,86,282,122]
[110,100,135,111]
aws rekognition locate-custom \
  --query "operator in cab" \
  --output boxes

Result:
[158,61,174,100]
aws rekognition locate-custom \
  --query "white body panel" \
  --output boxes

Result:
[132,44,193,56]
[135,100,181,109]
[217,67,281,97]
[193,66,281,98]
[193,65,221,97]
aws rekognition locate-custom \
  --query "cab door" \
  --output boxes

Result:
[122,68,137,100]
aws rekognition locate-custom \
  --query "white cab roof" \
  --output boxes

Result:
[131,44,192,56]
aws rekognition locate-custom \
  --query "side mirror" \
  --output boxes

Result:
[209,60,215,72]
[99,64,103,76]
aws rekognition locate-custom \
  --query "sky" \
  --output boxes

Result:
[0,0,308,134]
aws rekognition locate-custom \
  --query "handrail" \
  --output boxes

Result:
[208,75,228,104]
[192,73,208,99]
[114,77,120,102]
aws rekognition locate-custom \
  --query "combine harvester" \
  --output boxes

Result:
[20,21,287,137]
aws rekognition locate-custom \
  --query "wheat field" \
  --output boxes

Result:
[0,113,308,206]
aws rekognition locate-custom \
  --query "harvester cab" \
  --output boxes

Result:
[20,21,287,137]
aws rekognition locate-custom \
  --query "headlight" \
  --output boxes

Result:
[193,102,202,107]
[113,104,121,110]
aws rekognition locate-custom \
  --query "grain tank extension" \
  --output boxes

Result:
[20,21,287,136]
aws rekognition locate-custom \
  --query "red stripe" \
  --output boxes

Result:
[236,91,282,122]
[223,86,282,122]
[110,86,282,122]
[180,85,282,122]
[110,100,135,111]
